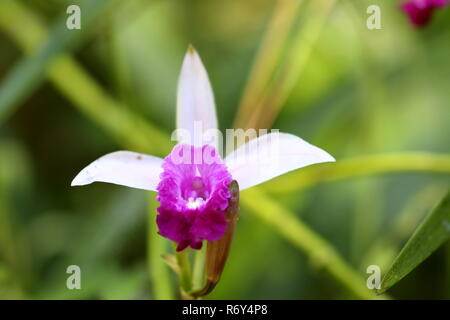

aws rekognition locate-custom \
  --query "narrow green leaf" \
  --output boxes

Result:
[262,153,450,193]
[379,189,450,293]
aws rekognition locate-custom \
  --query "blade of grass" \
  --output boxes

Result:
[243,0,336,130]
[234,0,303,129]
[379,189,450,294]
[262,153,450,193]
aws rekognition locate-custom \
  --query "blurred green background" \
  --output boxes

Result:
[0,0,449,299]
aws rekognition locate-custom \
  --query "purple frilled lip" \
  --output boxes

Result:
[156,144,232,251]
[401,0,449,27]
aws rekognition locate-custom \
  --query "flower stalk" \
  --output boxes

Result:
[176,249,193,297]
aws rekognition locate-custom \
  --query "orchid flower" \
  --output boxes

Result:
[71,46,335,252]
[401,0,449,27]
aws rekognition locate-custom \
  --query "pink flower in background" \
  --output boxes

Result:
[401,0,449,27]
[71,47,335,251]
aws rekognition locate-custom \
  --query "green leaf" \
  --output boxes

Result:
[379,189,450,293]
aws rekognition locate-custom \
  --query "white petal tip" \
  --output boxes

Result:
[70,172,92,187]
[324,154,336,163]
[310,150,336,166]
[69,151,163,191]
[187,44,196,54]
[70,180,82,187]
[184,45,199,63]
[182,46,204,72]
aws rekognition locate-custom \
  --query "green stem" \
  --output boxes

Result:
[242,188,387,300]
[263,153,450,193]
[176,250,192,295]
[192,248,206,291]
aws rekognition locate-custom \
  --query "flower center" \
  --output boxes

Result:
[183,176,210,205]
[186,197,205,209]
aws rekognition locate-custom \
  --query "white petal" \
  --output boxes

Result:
[224,132,335,190]
[176,46,218,148]
[71,151,163,191]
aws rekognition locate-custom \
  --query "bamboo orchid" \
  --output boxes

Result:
[71,46,335,251]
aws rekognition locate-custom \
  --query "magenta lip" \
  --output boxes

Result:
[156,144,232,251]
